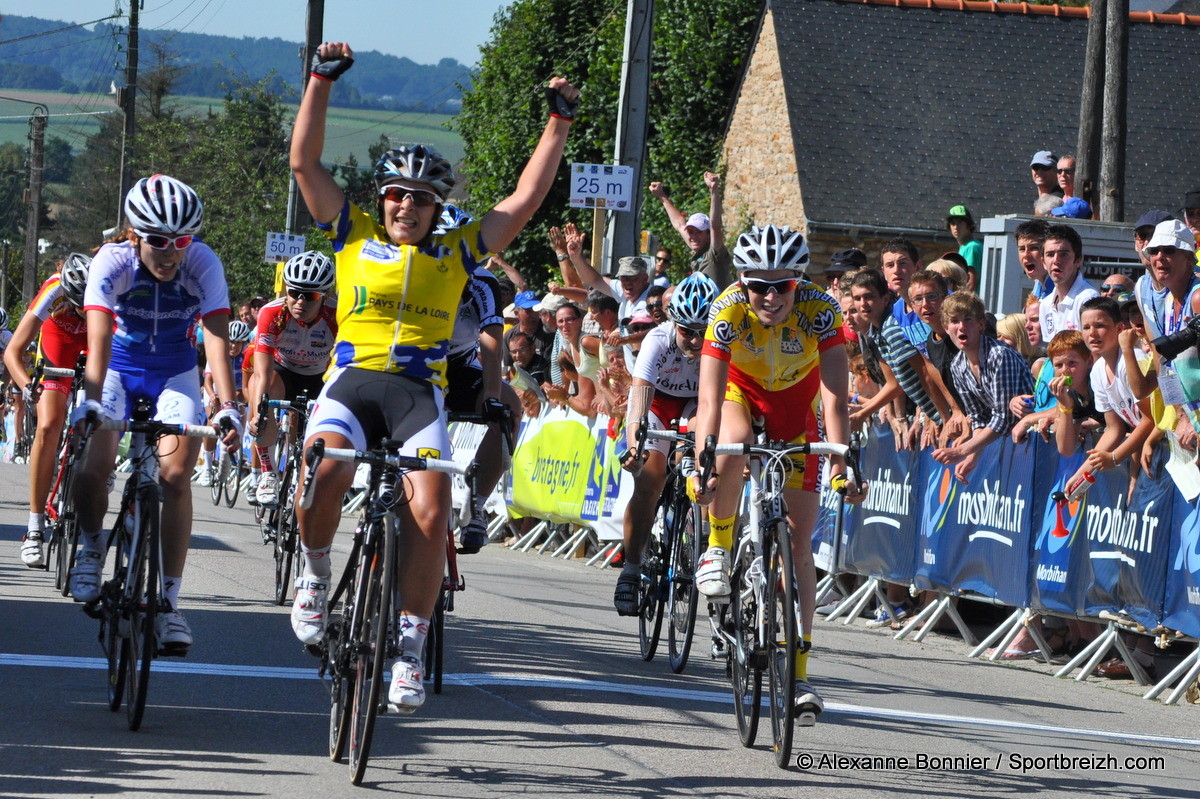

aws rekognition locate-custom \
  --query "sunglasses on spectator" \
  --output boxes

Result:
[646,301,663,310]
[655,256,668,261]
[1100,283,1127,293]
[286,288,323,301]
[742,277,797,295]
[138,230,193,250]
[678,325,706,340]
[380,186,440,207]
[1145,246,1179,257]
[628,324,655,333]
[1056,168,1075,175]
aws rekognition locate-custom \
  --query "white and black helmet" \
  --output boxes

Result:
[373,145,456,201]
[124,174,204,235]
[61,252,91,308]
[668,273,719,327]
[283,250,335,293]
[228,320,253,343]
[732,224,810,274]
[0,307,8,330]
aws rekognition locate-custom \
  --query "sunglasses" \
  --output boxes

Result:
[380,186,440,207]
[628,324,655,333]
[287,288,323,302]
[138,231,193,250]
[678,325,706,339]
[1056,168,1075,175]
[1101,283,1127,292]
[742,277,797,295]
[646,301,663,310]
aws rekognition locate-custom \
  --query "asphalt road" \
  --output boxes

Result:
[1,460,1198,797]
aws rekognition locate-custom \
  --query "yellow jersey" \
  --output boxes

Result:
[321,201,491,388]
[702,281,845,392]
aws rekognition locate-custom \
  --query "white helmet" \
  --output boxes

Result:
[61,252,92,308]
[668,273,719,326]
[228,320,253,343]
[373,145,456,201]
[283,251,335,293]
[732,225,810,273]
[124,174,203,235]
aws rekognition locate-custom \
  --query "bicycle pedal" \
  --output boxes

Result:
[386,702,417,716]
[157,642,190,658]
[796,708,820,728]
[304,643,324,659]
[81,600,104,621]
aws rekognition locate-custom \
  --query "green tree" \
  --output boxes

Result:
[454,0,761,286]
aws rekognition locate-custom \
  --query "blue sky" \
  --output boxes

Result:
[1,0,508,65]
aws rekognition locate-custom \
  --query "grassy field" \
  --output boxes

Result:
[0,89,462,165]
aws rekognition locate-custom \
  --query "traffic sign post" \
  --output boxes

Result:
[569,163,634,212]
[264,232,305,263]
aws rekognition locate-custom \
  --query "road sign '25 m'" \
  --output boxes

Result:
[569,163,634,211]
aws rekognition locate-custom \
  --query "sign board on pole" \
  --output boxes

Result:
[264,232,305,263]
[569,163,634,211]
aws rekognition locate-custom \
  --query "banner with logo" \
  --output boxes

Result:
[914,436,1040,608]
[839,422,919,583]
[1164,493,1200,639]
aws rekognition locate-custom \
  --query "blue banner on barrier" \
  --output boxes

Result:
[1165,493,1200,639]
[914,436,1037,607]
[840,423,919,583]
[811,483,842,573]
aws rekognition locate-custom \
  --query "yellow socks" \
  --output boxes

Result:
[708,513,735,551]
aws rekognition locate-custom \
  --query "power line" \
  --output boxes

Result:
[0,14,121,47]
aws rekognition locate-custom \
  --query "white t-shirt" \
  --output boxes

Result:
[1090,354,1142,430]
[1039,270,1099,341]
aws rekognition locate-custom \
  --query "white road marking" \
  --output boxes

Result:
[3,653,1197,749]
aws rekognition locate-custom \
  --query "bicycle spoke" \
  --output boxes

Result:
[766,526,797,768]
[731,542,762,747]
[349,515,394,785]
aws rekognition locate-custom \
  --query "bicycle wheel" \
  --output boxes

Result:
[273,459,298,605]
[104,522,132,712]
[127,490,160,732]
[425,588,446,695]
[224,451,241,507]
[766,524,797,768]
[327,614,353,762]
[637,514,667,661]
[209,455,224,505]
[54,513,81,597]
[667,497,700,674]
[348,513,394,785]
[730,542,762,747]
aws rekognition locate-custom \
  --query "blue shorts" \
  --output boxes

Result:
[101,366,206,425]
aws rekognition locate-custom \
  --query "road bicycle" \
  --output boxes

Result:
[299,436,470,784]
[38,357,87,594]
[208,409,246,508]
[701,434,859,768]
[637,424,704,674]
[255,392,313,605]
[81,398,223,731]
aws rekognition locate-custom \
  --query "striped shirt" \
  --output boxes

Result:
[950,336,1035,436]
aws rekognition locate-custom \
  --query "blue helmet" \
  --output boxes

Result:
[668,273,719,326]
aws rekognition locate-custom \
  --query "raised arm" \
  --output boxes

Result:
[480,78,580,253]
[289,42,354,225]
[649,181,688,238]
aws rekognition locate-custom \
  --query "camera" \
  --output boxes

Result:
[1152,315,1200,362]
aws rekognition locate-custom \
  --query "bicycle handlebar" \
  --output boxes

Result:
[41,366,76,379]
[299,437,472,511]
[96,419,221,439]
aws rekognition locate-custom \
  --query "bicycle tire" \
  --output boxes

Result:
[210,455,224,505]
[327,614,352,762]
[766,522,797,768]
[55,514,80,597]
[349,512,394,785]
[224,451,241,508]
[104,517,132,712]
[731,542,762,747]
[272,458,298,605]
[667,497,700,674]
[127,489,160,732]
[426,588,446,695]
[637,510,668,661]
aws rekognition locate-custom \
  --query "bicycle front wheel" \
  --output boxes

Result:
[638,526,667,661]
[104,524,131,712]
[349,513,394,785]
[424,588,447,695]
[127,490,160,732]
[731,541,762,747]
[224,451,241,508]
[273,515,295,606]
[766,524,797,768]
[210,456,224,505]
[667,497,700,674]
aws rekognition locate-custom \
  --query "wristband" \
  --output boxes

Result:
[1058,404,1073,414]
[542,86,578,121]
[222,400,238,410]
[557,254,569,262]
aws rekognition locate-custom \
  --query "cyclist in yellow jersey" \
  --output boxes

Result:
[691,225,866,725]
[289,41,578,714]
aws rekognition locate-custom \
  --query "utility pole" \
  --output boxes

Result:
[287,0,324,235]
[1074,0,1105,212]
[1099,0,1128,222]
[23,105,46,303]
[604,0,654,275]
[117,0,139,227]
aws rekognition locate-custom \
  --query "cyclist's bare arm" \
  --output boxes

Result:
[691,352,732,500]
[818,345,865,502]
[3,311,41,390]
[289,42,352,226]
[83,310,115,403]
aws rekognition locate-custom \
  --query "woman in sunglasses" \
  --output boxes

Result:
[690,224,865,724]
[613,273,717,617]
[287,40,579,714]
[245,250,338,506]
[67,174,243,655]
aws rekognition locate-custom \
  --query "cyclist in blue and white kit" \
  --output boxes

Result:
[69,175,242,655]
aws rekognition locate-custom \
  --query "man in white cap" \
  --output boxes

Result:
[1029,150,1062,211]
[648,170,732,287]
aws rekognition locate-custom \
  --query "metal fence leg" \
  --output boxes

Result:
[552,526,590,559]
[840,577,881,625]
[537,524,566,554]
[586,542,618,567]
[1055,624,1116,680]
[1155,647,1200,705]
[600,542,624,568]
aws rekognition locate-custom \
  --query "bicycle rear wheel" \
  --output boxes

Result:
[224,451,241,508]
[327,614,352,762]
[766,524,797,768]
[425,588,446,695]
[731,542,762,747]
[638,522,667,661]
[349,513,394,785]
[209,456,224,505]
[667,497,700,674]
[273,515,295,607]
[127,490,160,732]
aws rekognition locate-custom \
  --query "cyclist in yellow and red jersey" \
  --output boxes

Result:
[691,225,866,725]
[289,41,578,714]
[6,253,91,568]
